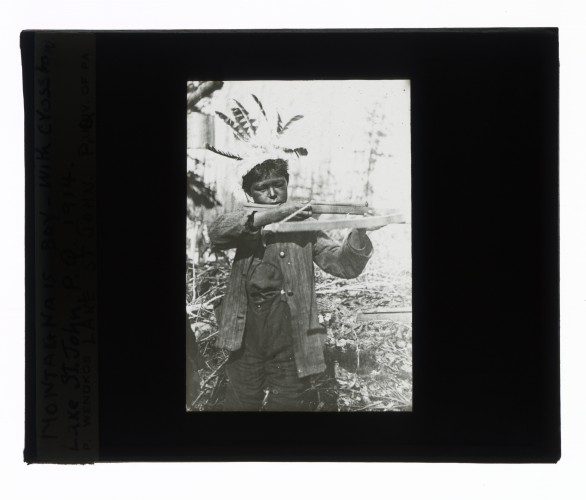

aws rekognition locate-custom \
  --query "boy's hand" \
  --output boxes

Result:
[252,201,312,228]
[350,211,385,248]
[276,201,313,222]
[360,210,386,232]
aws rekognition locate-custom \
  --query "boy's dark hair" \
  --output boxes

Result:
[242,158,289,194]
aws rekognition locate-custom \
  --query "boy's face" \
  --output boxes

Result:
[249,176,288,204]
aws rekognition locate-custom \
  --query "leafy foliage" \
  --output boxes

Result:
[187,171,221,209]
[187,81,224,113]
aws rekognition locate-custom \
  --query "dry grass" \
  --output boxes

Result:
[186,224,412,411]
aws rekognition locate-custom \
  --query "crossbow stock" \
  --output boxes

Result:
[244,201,405,233]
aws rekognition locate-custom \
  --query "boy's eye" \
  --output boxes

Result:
[253,180,285,192]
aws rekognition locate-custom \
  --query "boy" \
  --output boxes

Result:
[209,158,374,411]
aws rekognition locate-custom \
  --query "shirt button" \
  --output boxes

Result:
[256,304,261,309]
[279,251,285,258]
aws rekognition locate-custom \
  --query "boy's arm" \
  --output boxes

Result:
[209,203,313,250]
[208,209,261,250]
[313,229,373,279]
[348,228,372,253]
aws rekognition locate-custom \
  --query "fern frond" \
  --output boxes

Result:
[233,99,257,134]
[231,107,252,140]
[215,111,247,141]
[281,115,304,133]
[251,94,267,120]
[204,143,243,161]
[277,113,283,134]
[282,147,308,157]
[215,111,236,129]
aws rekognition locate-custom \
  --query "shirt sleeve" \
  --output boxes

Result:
[313,229,373,279]
[208,208,261,250]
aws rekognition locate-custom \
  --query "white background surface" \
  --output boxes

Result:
[1,2,583,499]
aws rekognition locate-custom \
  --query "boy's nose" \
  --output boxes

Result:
[268,187,276,198]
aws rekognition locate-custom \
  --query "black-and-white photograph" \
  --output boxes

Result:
[186,80,412,411]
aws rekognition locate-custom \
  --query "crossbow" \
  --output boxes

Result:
[244,201,405,233]
[244,201,412,324]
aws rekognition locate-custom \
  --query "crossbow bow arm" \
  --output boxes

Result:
[264,212,403,233]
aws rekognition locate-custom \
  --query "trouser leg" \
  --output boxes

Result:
[264,356,313,411]
[262,301,315,411]
[223,297,270,411]
[223,345,266,411]
[223,297,319,411]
